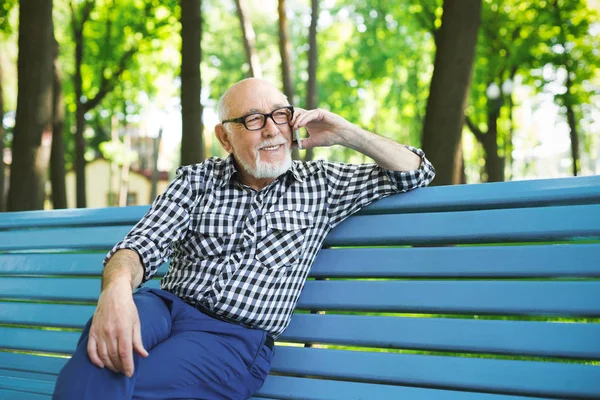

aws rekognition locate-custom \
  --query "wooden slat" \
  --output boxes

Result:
[1,176,599,231]
[270,347,600,399]
[359,175,600,214]
[281,314,600,359]
[0,254,106,276]
[0,376,54,397]
[0,388,51,400]
[255,375,540,400]
[1,278,599,316]
[2,244,598,279]
[3,204,600,251]
[0,370,56,382]
[297,281,600,316]
[311,244,600,278]
[0,226,131,252]
[0,303,95,328]
[326,204,600,246]
[0,328,80,354]
[0,277,158,302]
[0,205,149,230]
[0,253,169,277]
[3,304,599,360]
[0,353,66,375]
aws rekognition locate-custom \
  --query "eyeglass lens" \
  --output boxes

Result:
[245,108,292,130]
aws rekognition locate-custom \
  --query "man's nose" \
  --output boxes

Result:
[262,116,280,137]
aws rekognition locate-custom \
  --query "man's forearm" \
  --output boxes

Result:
[102,249,144,291]
[339,127,422,171]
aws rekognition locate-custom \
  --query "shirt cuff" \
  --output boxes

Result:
[384,146,436,192]
[103,239,154,284]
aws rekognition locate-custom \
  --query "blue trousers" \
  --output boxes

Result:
[53,288,273,400]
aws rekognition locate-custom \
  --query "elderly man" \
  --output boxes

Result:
[53,78,435,399]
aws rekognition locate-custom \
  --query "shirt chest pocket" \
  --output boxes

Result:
[255,210,314,268]
[190,213,236,257]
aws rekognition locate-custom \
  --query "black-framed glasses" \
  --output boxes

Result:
[222,106,294,131]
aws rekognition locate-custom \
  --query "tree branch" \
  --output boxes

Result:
[84,47,137,112]
[98,0,115,88]
[464,115,485,143]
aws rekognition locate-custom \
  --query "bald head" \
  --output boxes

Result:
[217,78,289,123]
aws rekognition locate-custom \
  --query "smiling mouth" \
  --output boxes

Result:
[260,144,284,151]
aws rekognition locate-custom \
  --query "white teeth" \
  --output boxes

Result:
[261,145,281,151]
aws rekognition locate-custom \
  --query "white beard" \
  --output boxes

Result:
[237,140,293,179]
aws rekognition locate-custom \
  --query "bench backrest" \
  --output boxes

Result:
[1,176,599,399]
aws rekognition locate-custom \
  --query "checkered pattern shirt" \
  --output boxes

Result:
[105,147,435,338]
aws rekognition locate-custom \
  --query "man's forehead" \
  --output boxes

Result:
[244,103,289,114]
[224,80,288,116]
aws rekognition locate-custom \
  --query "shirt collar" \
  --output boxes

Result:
[215,154,307,187]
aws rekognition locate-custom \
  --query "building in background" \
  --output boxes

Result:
[64,158,170,209]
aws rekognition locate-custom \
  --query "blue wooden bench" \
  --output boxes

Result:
[1,175,600,399]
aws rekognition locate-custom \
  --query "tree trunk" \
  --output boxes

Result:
[278,0,295,103]
[457,137,467,184]
[150,128,163,201]
[304,0,319,162]
[482,109,504,182]
[421,0,481,186]
[119,134,131,206]
[234,0,261,78]
[565,93,580,177]
[0,56,5,211]
[278,0,298,160]
[180,0,204,166]
[71,0,91,208]
[50,34,67,209]
[8,0,53,211]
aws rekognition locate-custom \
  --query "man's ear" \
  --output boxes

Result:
[215,124,233,153]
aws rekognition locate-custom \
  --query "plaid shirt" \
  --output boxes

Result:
[105,147,435,338]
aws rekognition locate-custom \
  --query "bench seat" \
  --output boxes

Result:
[1,176,599,399]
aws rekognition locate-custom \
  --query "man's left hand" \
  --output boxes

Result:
[290,108,358,149]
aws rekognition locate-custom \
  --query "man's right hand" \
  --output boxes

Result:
[87,282,149,377]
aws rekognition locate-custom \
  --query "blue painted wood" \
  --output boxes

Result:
[270,347,600,398]
[297,281,600,315]
[0,388,51,399]
[0,205,150,230]
[0,277,158,302]
[0,254,107,275]
[282,314,600,359]
[359,175,600,214]
[0,253,168,277]
[2,278,599,316]
[0,303,96,328]
[255,376,542,400]
[0,370,56,382]
[1,176,598,399]
[3,244,599,278]
[0,353,65,375]
[0,226,132,251]
[1,176,599,230]
[0,376,54,396]
[3,303,599,359]
[311,244,600,278]
[327,204,600,246]
[0,328,80,354]
[3,204,599,251]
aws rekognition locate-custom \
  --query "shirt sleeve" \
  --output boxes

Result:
[324,146,435,228]
[103,167,200,284]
